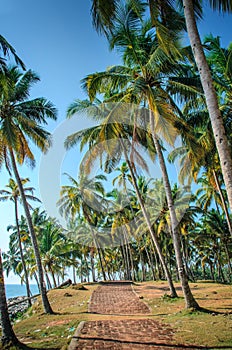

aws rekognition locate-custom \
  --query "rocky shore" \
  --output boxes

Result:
[7,295,37,320]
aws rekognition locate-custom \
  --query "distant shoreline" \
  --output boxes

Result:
[5,284,39,300]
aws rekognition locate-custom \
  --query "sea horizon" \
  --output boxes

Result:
[5,284,39,299]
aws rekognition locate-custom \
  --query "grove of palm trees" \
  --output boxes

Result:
[0,1,231,349]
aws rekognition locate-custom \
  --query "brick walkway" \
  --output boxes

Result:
[68,282,201,350]
[88,282,150,314]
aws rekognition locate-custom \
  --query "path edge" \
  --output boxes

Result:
[68,321,85,350]
[131,283,152,314]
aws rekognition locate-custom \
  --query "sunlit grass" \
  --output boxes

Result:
[1,281,231,349]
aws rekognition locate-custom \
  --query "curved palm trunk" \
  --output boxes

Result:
[150,124,199,308]
[50,267,57,288]
[120,244,127,279]
[123,230,132,280]
[73,265,77,284]
[0,250,19,347]
[213,170,232,238]
[9,149,53,314]
[14,200,32,307]
[84,210,107,281]
[45,271,52,290]
[183,0,232,214]
[83,255,90,282]
[150,239,162,279]
[90,252,96,282]
[124,232,134,281]
[33,272,40,291]
[121,140,177,297]
[128,242,135,281]
[144,244,156,281]
[91,230,107,281]
[139,251,146,281]
[101,247,113,280]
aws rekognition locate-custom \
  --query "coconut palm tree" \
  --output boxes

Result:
[2,241,21,281]
[90,0,232,214]
[181,0,232,213]
[57,172,109,280]
[66,97,179,296]
[0,178,41,306]
[37,217,73,288]
[0,41,25,348]
[0,34,25,69]
[0,66,57,314]
[81,6,200,307]
[0,250,20,347]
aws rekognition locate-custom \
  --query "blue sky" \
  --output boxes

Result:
[0,0,232,283]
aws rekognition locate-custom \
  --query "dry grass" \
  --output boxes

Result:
[134,281,232,349]
[1,281,232,349]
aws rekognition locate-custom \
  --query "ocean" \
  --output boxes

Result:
[5,284,39,299]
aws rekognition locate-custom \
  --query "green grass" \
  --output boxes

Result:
[0,281,231,349]
[137,281,232,348]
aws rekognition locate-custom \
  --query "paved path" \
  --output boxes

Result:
[69,282,200,350]
[88,282,150,315]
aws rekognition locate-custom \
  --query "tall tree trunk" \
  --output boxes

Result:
[150,114,199,308]
[151,240,161,279]
[73,265,77,284]
[80,257,83,283]
[181,236,195,282]
[90,252,96,282]
[14,200,32,307]
[144,244,156,281]
[213,170,232,238]
[9,149,53,314]
[121,140,178,297]
[97,246,107,280]
[183,0,232,214]
[123,231,131,280]
[140,251,146,281]
[84,254,90,282]
[120,244,127,280]
[84,211,107,281]
[223,242,232,276]
[101,247,112,280]
[45,271,52,290]
[50,268,57,288]
[127,239,135,281]
[202,263,206,280]
[95,244,106,281]
[209,262,215,281]
[0,250,20,347]
[33,272,40,291]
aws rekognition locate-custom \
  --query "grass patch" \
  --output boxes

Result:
[0,281,231,349]
[135,280,232,348]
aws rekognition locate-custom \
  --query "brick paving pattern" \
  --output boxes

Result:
[88,282,150,314]
[73,319,180,349]
[69,282,201,350]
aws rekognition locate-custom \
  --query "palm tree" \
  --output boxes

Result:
[2,239,22,282]
[196,174,222,213]
[37,217,70,288]
[0,41,24,348]
[182,0,232,213]
[0,178,40,306]
[0,34,25,69]
[192,208,231,281]
[0,250,20,347]
[81,6,200,307]
[57,172,108,280]
[122,153,178,295]
[66,97,179,295]
[0,66,57,314]
[90,0,232,213]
